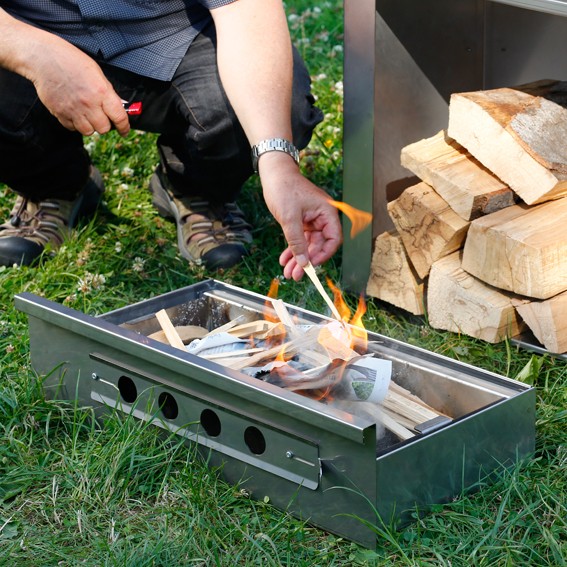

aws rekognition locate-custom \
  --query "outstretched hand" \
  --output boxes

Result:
[259,154,342,281]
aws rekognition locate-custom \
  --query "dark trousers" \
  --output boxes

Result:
[0,22,323,203]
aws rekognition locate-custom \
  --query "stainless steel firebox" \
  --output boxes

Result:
[15,281,535,549]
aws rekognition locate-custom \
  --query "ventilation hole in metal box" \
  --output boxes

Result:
[200,408,221,437]
[118,376,137,403]
[158,392,179,420]
[244,426,266,455]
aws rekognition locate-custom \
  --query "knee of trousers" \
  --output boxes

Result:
[0,68,90,198]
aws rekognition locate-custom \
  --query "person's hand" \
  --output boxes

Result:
[26,33,130,137]
[259,153,342,281]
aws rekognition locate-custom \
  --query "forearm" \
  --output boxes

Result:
[210,0,294,146]
[0,8,62,79]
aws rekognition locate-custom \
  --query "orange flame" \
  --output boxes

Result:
[325,277,351,322]
[349,295,368,351]
[264,278,280,324]
[329,200,372,238]
[324,277,368,351]
[267,278,279,299]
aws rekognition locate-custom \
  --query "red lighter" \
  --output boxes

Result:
[122,100,143,115]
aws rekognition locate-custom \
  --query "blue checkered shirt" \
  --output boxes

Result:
[2,0,237,81]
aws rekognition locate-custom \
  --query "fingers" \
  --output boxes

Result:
[68,98,131,137]
[279,224,343,281]
[279,248,304,281]
[104,98,131,137]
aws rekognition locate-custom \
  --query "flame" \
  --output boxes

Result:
[264,278,280,324]
[325,277,351,322]
[349,295,368,351]
[267,278,279,299]
[260,276,369,404]
[324,277,368,351]
[329,200,372,238]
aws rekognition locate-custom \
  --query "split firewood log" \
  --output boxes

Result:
[366,230,425,315]
[461,198,567,300]
[400,130,515,220]
[427,251,526,343]
[387,182,470,279]
[448,80,567,205]
[513,291,567,354]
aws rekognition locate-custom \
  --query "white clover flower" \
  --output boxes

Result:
[114,242,123,253]
[77,271,106,292]
[132,257,146,272]
[314,73,327,82]
[121,166,135,178]
[77,278,91,293]
[90,274,106,290]
[332,45,344,53]
[119,183,129,191]
[288,14,299,22]
[334,80,344,97]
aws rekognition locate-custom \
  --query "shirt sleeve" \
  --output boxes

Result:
[197,0,239,10]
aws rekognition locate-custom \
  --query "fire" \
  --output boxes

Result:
[325,277,368,351]
[326,277,351,322]
[264,278,280,323]
[349,295,368,351]
[328,200,372,238]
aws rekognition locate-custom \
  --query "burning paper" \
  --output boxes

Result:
[262,354,391,404]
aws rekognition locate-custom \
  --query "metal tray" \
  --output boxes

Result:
[15,280,535,549]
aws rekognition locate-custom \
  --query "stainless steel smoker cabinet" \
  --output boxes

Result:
[343,0,567,291]
[15,281,535,549]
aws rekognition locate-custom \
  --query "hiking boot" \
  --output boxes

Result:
[149,169,252,270]
[0,167,105,267]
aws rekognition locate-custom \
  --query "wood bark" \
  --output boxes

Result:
[401,130,515,220]
[387,182,469,279]
[514,291,567,354]
[461,199,567,300]
[427,251,526,343]
[447,80,567,205]
[366,230,425,315]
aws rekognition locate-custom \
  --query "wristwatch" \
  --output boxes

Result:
[251,138,300,173]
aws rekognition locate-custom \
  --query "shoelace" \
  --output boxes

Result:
[3,197,66,246]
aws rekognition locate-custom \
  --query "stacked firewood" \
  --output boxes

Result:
[367,79,567,354]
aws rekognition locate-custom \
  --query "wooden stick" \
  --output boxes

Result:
[303,262,343,321]
[201,347,265,360]
[149,325,207,345]
[205,315,246,337]
[226,320,278,339]
[380,411,416,441]
[271,299,297,329]
[155,309,186,351]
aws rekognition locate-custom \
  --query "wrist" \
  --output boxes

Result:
[251,138,299,174]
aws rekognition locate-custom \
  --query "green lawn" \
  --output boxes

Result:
[1,2,565,565]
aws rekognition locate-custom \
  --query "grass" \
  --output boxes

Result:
[0,1,565,565]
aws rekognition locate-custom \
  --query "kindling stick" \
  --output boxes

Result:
[155,309,186,351]
[303,262,343,322]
